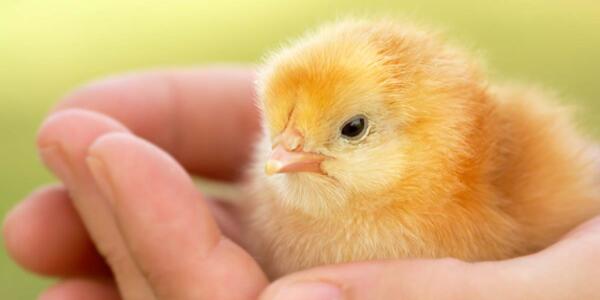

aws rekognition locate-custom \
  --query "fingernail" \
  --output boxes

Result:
[86,156,117,207]
[39,144,71,181]
[268,281,342,300]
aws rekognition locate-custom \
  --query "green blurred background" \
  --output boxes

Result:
[1,0,598,298]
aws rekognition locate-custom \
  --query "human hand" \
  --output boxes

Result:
[3,68,269,299]
[4,67,600,300]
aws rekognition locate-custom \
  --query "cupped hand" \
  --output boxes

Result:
[3,68,600,300]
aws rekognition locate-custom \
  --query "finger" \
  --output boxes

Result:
[37,109,155,300]
[87,132,269,300]
[260,259,474,300]
[261,258,545,300]
[2,188,239,278]
[205,197,243,243]
[39,279,120,300]
[262,216,600,300]
[56,67,260,181]
[3,185,109,277]
[2,187,239,277]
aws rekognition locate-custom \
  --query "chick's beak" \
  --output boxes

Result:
[265,128,325,175]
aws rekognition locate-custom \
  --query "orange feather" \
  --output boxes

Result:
[241,19,600,279]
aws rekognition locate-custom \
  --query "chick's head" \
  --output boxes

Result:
[257,20,491,215]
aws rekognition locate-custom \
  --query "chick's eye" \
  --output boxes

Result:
[341,115,368,140]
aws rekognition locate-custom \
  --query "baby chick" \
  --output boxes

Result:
[242,19,600,278]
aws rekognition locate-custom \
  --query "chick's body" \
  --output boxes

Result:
[242,20,600,278]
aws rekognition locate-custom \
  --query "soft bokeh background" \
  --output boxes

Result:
[1,0,598,298]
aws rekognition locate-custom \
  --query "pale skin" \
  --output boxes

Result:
[3,67,600,300]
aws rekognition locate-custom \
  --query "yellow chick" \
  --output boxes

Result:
[241,19,600,278]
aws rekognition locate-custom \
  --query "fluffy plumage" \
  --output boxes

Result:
[241,19,600,278]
